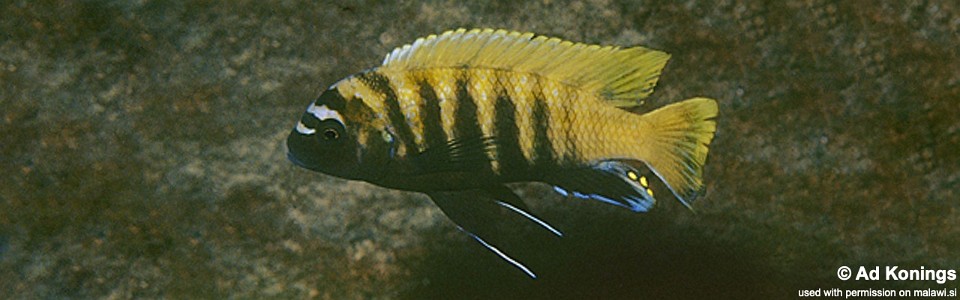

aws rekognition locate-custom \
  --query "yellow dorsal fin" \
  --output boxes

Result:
[381,28,671,106]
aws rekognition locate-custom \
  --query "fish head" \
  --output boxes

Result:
[286,86,392,181]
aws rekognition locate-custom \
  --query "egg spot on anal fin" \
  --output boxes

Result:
[545,160,659,213]
[626,171,651,191]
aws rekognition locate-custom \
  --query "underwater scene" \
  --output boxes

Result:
[2,1,957,298]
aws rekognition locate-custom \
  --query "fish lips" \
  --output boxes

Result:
[286,152,323,172]
[287,148,392,184]
[286,150,369,180]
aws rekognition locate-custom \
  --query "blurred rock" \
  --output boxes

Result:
[1,1,957,298]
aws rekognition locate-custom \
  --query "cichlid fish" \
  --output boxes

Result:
[286,28,718,278]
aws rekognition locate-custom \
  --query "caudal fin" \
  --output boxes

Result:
[640,97,718,208]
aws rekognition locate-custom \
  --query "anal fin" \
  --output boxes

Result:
[547,160,662,212]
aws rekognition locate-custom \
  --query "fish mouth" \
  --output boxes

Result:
[287,147,388,182]
[286,152,320,172]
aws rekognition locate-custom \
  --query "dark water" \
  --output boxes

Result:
[2,1,958,298]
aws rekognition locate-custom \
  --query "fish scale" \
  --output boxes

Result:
[286,28,718,278]
[386,71,426,151]
[508,73,538,166]
[340,65,614,177]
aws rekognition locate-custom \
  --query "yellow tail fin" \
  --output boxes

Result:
[640,97,718,208]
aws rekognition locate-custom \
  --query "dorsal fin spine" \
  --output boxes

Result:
[380,28,670,105]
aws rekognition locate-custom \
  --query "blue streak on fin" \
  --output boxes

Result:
[496,201,562,237]
[547,160,660,212]
[553,186,569,197]
[486,185,562,236]
[486,184,531,213]
[426,187,560,278]
[456,226,537,278]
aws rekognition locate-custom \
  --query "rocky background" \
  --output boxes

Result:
[2,1,957,298]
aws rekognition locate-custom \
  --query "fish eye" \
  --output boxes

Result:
[315,120,345,143]
[323,128,339,140]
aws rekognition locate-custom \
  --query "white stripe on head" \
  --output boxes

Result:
[295,103,344,135]
[307,104,344,123]
[295,121,316,135]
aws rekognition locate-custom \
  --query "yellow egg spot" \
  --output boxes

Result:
[646,188,654,197]
[381,131,393,143]
[639,176,648,187]
[627,171,638,181]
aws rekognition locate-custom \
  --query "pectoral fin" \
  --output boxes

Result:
[411,135,496,173]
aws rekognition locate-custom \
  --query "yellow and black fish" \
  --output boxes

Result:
[286,28,717,277]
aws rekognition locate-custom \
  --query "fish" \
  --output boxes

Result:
[286,28,718,278]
